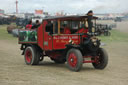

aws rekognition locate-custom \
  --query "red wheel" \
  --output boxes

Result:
[25,49,32,64]
[92,48,108,69]
[24,46,40,65]
[68,53,77,67]
[66,49,83,72]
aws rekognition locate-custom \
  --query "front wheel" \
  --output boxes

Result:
[66,49,83,72]
[92,48,108,69]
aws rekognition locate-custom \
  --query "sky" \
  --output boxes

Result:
[0,0,128,14]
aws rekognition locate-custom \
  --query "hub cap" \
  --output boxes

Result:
[68,53,77,67]
[25,50,32,63]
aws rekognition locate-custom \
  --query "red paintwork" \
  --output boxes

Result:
[52,35,81,50]
[64,27,71,34]
[83,60,96,63]
[37,23,45,49]
[68,52,77,67]
[25,49,32,63]
[37,20,82,50]
[76,28,88,34]
[76,28,88,38]
[26,24,32,30]
[37,20,53,51]
[46,51,62,59]
[43,30,53,50]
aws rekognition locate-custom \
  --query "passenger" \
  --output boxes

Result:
[76,24,88,38]
[76,24,88,34]
[26,20,32,30]
[64,24,71,34]
[32,20,41,29]
[76,28,88,34]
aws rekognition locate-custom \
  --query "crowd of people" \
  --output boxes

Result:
[26,20,41,30]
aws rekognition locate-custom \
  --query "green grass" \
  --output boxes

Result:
[98,29,128,43]
[0,25,17,41]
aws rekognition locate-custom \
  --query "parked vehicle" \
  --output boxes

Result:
[16,18,30,28]
[114,17,122,22]
[19,11,108,72]
[96,24,111,36]
[12,29,19,37]
[7,25,16,34]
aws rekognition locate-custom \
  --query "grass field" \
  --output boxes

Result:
[99,30,128,43]
[0,25,17,41]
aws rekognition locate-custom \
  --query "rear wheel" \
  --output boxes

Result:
[24,46,40,65]
[92,48,108,69]
[66,49,83,72]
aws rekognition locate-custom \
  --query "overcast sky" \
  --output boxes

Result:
[0,0,128,14]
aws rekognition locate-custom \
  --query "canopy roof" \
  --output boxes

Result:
[44,15,98,21]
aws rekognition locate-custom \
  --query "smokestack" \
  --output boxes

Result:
[16,0,18,14]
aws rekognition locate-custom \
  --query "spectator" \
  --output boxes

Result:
[26,20,32,30]
[32,20,41,29]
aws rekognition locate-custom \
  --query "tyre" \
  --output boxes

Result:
[24,46,40,65]
[66,49,83,72]
[92,48,108,69]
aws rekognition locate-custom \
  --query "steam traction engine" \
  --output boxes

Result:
[19,11,108,72]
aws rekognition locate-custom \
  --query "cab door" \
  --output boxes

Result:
[43,21,53,50]
[37,20,53,51]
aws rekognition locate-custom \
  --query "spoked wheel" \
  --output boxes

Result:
[92,48,108,69]
[24,46,40,65]
[25,48,32,64]
[66,49,83,72]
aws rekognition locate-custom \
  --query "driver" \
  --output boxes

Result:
[63,24,71,34]
[76,24,88,34]
[75,24,88,38]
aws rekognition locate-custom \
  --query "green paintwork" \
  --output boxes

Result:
[19,30,37,42]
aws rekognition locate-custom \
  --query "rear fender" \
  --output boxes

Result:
[21,44,42,55]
